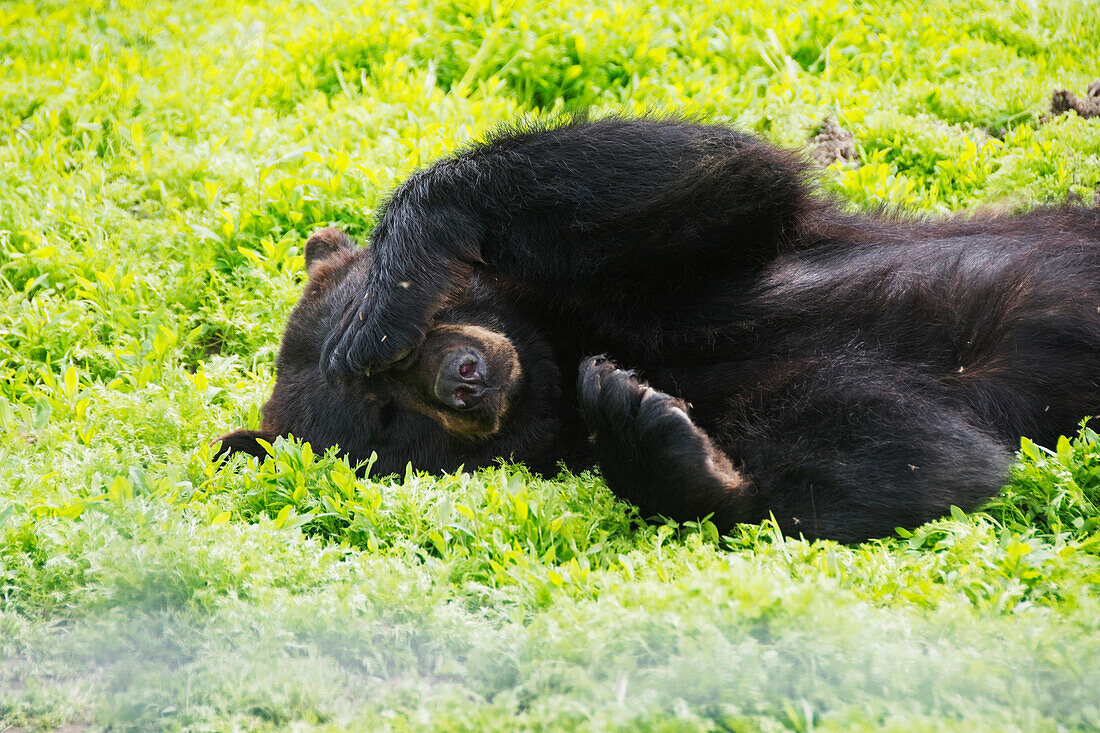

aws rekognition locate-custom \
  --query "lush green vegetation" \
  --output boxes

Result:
[2,0,1100,729]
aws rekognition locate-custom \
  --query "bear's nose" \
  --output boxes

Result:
[435,349,489,409]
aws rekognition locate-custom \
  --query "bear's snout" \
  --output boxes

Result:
[434,348,490,409]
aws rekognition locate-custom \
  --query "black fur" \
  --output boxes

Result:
[217,118,1100,543]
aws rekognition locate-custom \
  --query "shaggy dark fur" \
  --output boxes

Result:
[216,118,1100,543]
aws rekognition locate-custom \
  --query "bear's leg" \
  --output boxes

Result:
[577,356,763,529]
[580,355,1013,543]
[320,120,809,380]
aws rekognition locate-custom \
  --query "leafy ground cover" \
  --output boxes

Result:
[2,0,1100,729]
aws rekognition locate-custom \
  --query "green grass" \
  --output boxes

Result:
[2,0,1100,729]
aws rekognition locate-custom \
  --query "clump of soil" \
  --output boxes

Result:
[810,117,859,167]
[1051,82,1100,119]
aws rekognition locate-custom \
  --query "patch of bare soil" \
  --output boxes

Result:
[1051,81,1100,119]
[810,117,858,166]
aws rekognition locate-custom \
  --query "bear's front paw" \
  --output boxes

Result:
[319,293,425,381]
[578,355,693,433]
[577,356,747,524]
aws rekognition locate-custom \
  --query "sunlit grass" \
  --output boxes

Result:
[2,0,1100,729]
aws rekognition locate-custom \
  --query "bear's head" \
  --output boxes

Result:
[214,228,566,476]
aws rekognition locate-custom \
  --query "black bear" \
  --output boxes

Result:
[216,118,1100,543]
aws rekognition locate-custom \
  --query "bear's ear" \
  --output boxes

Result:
[304,227,355,277]
[211,429,277,461]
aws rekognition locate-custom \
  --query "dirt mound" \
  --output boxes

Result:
[810,117,858,166]
[1051,82,1100,119]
